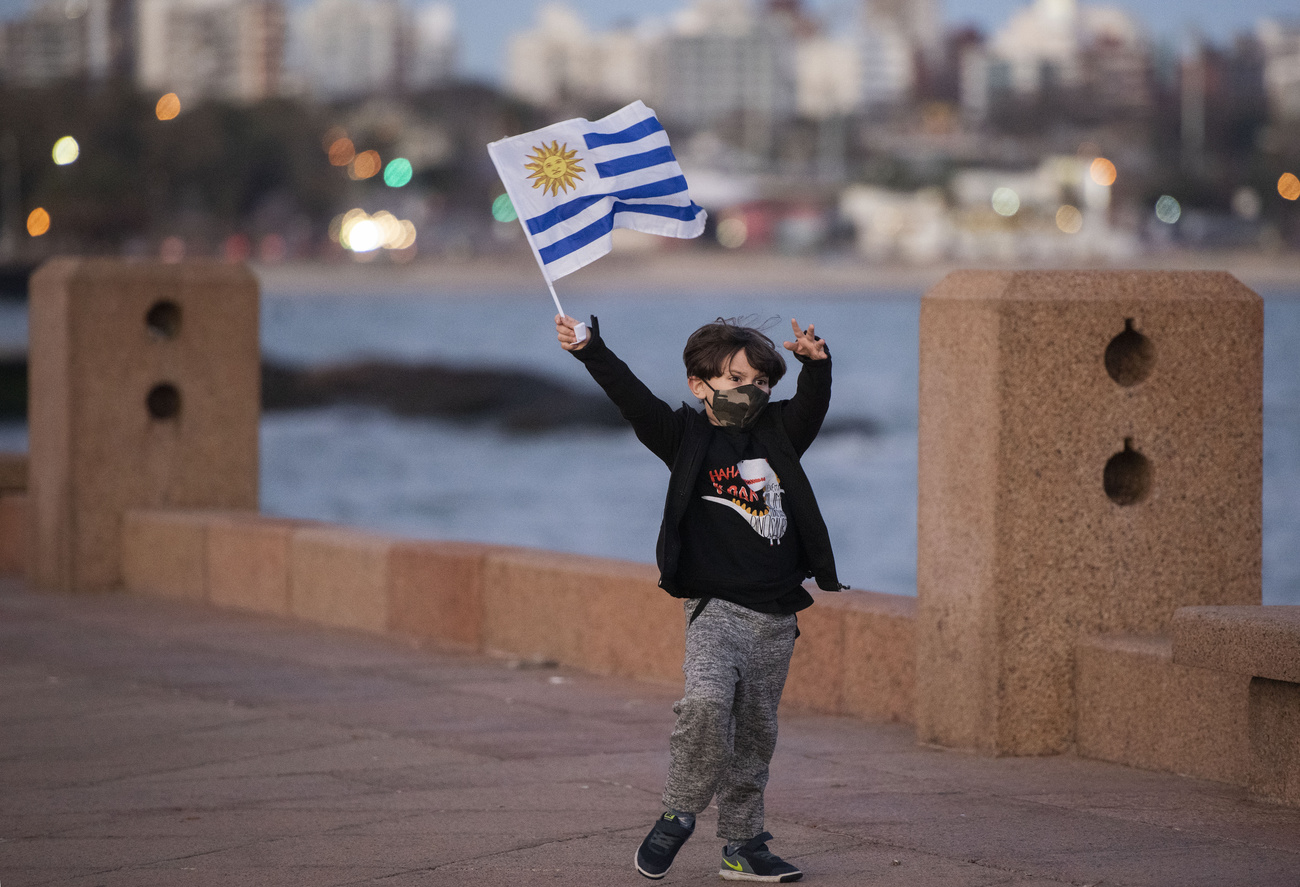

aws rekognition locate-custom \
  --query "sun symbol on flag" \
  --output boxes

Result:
[525,141,585,197]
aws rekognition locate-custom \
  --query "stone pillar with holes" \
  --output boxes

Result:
[27,259,260,592]
[916,271,1262,755]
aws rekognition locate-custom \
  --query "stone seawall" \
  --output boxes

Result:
[111,506,917,723]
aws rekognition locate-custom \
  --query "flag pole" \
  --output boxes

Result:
[546,277,587,343]
[546,279,565,317]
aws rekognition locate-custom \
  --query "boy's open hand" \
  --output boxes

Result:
[783,318,827,360]
[556,314,588,351]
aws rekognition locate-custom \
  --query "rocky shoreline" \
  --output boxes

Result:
[2,354,881,435]
[260,358,625,432]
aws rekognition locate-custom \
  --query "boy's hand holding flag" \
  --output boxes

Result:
[488,101,707,341]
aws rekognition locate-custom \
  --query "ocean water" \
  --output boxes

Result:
[1,288,1297,603]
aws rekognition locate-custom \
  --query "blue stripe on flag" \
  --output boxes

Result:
[617,201,703,223]
[538,214,614,264]
[595,146,676,178]
[525,176,691,235]
[538,201,703,265]
[583,116,665,149]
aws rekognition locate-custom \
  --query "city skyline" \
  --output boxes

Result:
[1,0,1298,84]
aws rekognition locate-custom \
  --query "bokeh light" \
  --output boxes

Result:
[1232,187,1262,220]
[348,220,381,252]
[991,187,1020,217]
[331,207,418,255]
[491,193,517,222]
[155,92,181,121]
[350,150,381,180]
[392,220,417,250]
[383,158,413,188]
[321,126,347,152]
[26,208,50,237]
[328,137,355,167]
[717,217,747,249]
[52,136,79,165]
[1155,195,1181,224]
[1089,157,1117,187]
[1056,205,1084,233]
[1280,173,1300,201]
[223,233,251,263]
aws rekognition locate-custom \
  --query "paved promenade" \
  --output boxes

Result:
[2,577,1298,887]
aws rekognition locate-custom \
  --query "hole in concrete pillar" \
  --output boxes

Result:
[1104,318,1154,387]
[145,300,182,340]
[1104,438,1151,505]
[146,383,181,420]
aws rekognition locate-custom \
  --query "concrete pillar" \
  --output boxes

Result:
[27,259,259,592]
[917,271,1262,755]
[1249,677,1300,806]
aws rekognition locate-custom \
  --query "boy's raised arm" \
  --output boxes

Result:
[556,314,683,465]
[781,317,832,455]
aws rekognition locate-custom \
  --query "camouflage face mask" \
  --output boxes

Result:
[704,381,769,430]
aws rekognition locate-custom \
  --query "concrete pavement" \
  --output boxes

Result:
[2,576,1298,887]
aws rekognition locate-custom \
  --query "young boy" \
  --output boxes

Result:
[556,313,843,883]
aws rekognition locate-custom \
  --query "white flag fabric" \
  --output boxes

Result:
[487,101,706,283]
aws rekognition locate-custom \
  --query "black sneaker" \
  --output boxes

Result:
[719,832,803,882]
[635,811,694,879]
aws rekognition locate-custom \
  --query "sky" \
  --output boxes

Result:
[1,0,1297,83]
[435,0,1298,80]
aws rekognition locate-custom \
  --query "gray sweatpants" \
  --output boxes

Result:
[661,597,798,842]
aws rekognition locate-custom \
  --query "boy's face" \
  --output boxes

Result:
[688,348,771,426]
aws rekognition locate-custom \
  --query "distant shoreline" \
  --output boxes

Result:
[253,249,1300,298]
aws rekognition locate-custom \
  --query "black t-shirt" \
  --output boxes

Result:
[676,425,814,614]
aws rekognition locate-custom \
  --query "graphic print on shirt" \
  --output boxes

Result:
[703,458,788,545]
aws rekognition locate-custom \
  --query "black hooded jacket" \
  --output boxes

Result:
[570,319,845,597]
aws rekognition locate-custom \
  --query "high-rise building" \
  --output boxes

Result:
[504,3,650,108]
[1258,19,1300,121]
[289,0,405,98]
[960,0,1151,121]
[411,2,457,88]
[863,0,942,61]
[504,3,595,106]
[289,0,456,99]
[795,34,859,118]
[1,0,134,86]
[137,0,286,103]
[857,15,915,107]
[659,0,797,127]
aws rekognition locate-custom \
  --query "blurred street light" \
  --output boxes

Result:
[992,187,1020,217]
[350,150,381,180]
[52,136,80,165]
[383,158,413,187]
[1280,174,1300,202]
[328,137,355,166]
[1089,158,1116,187]
[1155,195,1182,223]
[1056,205,1083,233]
[156,93,181,121]
[491,193,517,222]
[27,207,51,236]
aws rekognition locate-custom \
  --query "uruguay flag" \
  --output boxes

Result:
[487,101,707,283]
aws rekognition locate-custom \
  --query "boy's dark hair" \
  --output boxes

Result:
[683,317,787,386]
